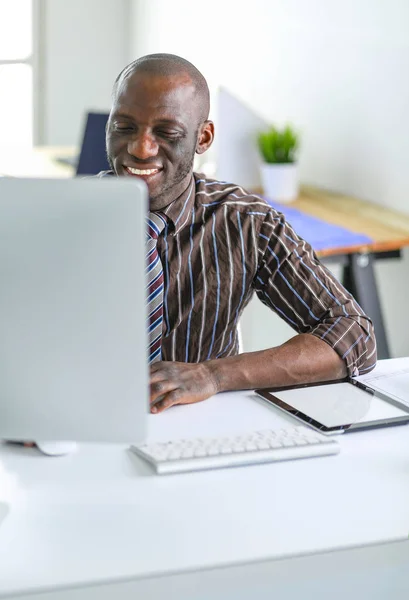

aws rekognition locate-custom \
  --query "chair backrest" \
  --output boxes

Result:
[76,112,110,176]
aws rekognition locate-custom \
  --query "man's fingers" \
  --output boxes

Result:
[149,361,216,414]
[150,370,168,384]
[150,378,180,404]
[151,389,183,414]
[150,362,174,382]
[150,362,164,376]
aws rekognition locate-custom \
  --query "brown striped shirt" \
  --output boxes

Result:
[99,171,376,376]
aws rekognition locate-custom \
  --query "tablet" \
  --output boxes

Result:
[255,378,409,435]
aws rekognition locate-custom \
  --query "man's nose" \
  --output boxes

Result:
[128,131,159,160]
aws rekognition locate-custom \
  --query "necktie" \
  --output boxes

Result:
[146,212,167,363]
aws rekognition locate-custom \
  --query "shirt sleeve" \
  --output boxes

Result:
[253,209,377,376]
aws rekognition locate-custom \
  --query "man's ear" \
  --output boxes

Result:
[196,120,214,154]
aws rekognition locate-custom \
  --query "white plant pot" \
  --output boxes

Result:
[260,163,299,204]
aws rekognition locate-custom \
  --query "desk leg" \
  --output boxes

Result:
[342,253,390,359]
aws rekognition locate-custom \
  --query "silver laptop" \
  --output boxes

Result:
[0,177,148,443]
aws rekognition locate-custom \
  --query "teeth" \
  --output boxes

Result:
[127,167,159,175]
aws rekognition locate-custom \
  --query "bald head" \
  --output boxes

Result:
[107,53,215,209]
[113,53,210,123]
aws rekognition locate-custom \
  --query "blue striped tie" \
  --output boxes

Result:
[147,212,167,363]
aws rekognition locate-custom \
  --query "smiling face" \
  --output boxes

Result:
[106,70,214,210]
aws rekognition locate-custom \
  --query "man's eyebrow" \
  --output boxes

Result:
[154,118,187,130]
[111,111,186,130]
[111,111,135,120]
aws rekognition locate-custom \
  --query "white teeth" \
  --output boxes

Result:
[127,167,159,175]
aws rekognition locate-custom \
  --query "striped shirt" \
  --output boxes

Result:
[99,171,376,376]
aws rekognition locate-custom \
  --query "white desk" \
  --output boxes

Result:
[0,359,409,599]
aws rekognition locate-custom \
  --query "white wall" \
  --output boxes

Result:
[129,0,409,358]
[40,0,130,145]
[129,0,409,212]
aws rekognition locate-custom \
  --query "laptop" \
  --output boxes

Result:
[0,177,148,443]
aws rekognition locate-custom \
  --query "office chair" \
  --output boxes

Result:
[76,112,110,176]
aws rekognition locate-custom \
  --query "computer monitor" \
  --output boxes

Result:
[0,177,148,443]
[216,87,269,189]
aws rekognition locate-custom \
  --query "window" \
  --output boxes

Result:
[0,0,33,149]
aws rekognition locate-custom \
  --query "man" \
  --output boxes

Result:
[102,53,376,414]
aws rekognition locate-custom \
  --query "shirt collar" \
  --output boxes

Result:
[161,174,196,235]
[98,171,197,236]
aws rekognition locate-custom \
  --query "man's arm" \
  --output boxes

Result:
[211,333,347,390]
[150,334,345,413]
[150,208,376,413]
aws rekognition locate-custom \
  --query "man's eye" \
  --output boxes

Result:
[157,130,181,139]
[114,124,133,132]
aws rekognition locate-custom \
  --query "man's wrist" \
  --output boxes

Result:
[205,359,225,394]
[205,355,248,394]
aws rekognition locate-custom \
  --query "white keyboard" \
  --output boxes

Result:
[130,426,340,474]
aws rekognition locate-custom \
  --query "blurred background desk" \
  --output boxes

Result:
[0,146,76,179]
[294,186,409,259]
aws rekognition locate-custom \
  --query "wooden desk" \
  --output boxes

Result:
[298,186,409,258]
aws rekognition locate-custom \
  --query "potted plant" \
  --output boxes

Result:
[257,125,300,203]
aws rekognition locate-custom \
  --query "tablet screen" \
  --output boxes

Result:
[259,381,409,431]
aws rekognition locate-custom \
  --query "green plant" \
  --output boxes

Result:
[257,125,299,164]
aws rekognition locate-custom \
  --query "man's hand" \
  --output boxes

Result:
[149,335,347,414]
[150,361,219,413]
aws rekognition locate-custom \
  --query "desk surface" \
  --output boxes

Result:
[0,358,408,598]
